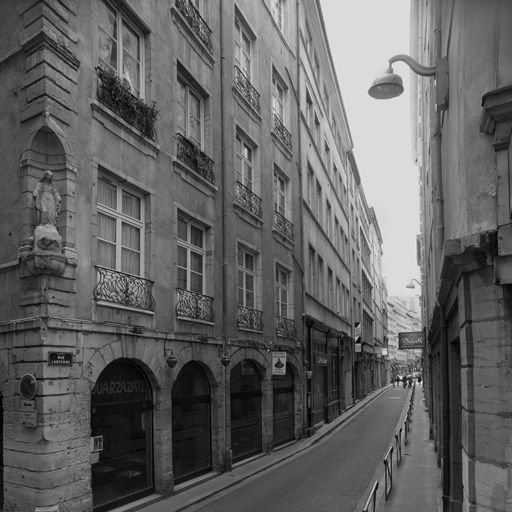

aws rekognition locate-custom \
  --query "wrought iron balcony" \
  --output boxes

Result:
[94,266,155,311]
[175,0,213,51]
[96,66,158,140]
[233,65,260,113]
[272,113,292,150]
[235,181,262,218]
[176,288,214,322]
[276,316,297,338]
[175,133,215,184]
[237,304,263,331]
[273,210,294,242]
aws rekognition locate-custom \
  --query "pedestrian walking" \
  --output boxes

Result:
[394,375,400,388]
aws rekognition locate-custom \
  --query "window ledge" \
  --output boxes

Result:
[238,327,264,334]
[94,301,155,316]
[173,157,218,196]
[232,86,262,124]
[91,99,160,158]
[234,203,264,228]
[171,7,215,68]
[177,316,215,326]
[271,130,293,160]
[272,229,294,249]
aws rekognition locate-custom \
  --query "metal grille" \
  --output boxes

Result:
[272,113,292,150]
[176,133,215,184]
[235,181,262,218]
[234,65,261,112]
[175,0,213,51]
[273,210,294,241]
[237,304,263,331]
[176,288,214,322]
[275,316,296,338]
[94,266,155,311]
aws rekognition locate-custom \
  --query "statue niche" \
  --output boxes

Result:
[32,170,63,253]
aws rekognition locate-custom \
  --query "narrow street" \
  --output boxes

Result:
[185,386,409,512]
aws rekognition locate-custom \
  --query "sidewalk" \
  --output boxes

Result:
[377,384,441,512]
[113,387,391,512]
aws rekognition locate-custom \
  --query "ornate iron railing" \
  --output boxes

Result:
[96,67,158,140]
[276,316,297,338]
[235,181,262,218]
[272,113,292,150]
[233,65,260,112]
[94,266,155,311]
[176,288,214,322]
[175,133,215,184]
[237,304,263,331]
[175,0,213,51]
[273,210,294,241]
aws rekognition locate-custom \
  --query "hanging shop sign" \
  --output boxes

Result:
[48,351,73,366]
[398,331,424,349]
[314,352,328,366]
[355,342,362,353]
[272,351,287,375]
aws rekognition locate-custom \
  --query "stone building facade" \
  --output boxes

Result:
[0,1,387,511]
[411,0,512,511]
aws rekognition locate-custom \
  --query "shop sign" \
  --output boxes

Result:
[48,351,73,366]
[382,348,388,356]
[355,342,362,353]
[272,351,287,375]
[398,331,423,349]
[92,379,147,396]
[314,353,328,366]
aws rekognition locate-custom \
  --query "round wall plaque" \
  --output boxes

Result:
[19,374,37,400]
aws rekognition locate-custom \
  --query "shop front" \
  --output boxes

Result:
[230,360,262,462]
[90,359,153,511]
[172,362,212,483]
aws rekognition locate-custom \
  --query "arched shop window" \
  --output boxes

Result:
[273,364,294,446]
[230,360,262,462]
[91,359,153,511]
[172,362,212,483]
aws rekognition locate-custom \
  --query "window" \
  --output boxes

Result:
[315,180,322,222]
[324,141,330,173]
[314,113,321,147]
[97,175,144,276]
[326,201,332,237]
[334,217,339,250]
[328,267,334,309]
[304,20,313,58]
[336,277,341,314]
[272,70,286,122]
[323,84,330,116]
[272,0,285,31]
[308,245,316,295]
[238,246,256,308]
[235,133,255,190]
[307,167,315,208]
[177,215,205,294]
[98,0,144,97]
[318,255,324,302]
[234,17,252,79]
[306,88,314,128]
[275,266,289,317]
[273,167,288,217]
[176,77,203,148]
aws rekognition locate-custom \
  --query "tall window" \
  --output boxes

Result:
[234,17,252,79]
[334,217,339,250]
[306,88,314,128]
[326,201,332,237]
[304,21,313,58]
[308,245,316,295]
[176,78,203,148]
[314,113,321,147]
[315,180,322,222]
[273,167,287,216]
[324,141,330,172]
[177,215,205,294]
[272,71,286,122]
[317,256,324,302]
[307,167,315,208]
[336,277,341,314]
[97,175,144,276]
[328,268,334,309]
[98,0,143,97]
[275,266,289,317]
[272,0,285,31]
[238,247,256,308]
[235,133,254,190]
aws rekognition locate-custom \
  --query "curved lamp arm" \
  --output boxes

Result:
[389,54,436,77]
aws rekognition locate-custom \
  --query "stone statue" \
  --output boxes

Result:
[33,170,61,226]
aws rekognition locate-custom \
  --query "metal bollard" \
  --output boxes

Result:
[362,481,379,512]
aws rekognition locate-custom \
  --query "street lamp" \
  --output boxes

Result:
[368,54,448,111]
[406,278,422,289]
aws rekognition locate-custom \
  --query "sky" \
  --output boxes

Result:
[319,0,421,298]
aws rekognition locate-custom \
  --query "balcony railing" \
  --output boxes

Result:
[276,316,297,338]
[175,133,215,184]
[237,304,263,331]
[94,266,155,311]
[233,65,260,113]
[96,66,158,140]
[273,210,294,242]
[176,288,214,322]
[272,113,292,150]
[235,181,262,218]
[175,0,213,51]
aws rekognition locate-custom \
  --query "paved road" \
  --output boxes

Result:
[187,387,409,512]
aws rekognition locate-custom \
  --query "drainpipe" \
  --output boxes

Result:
[219,0,231,473]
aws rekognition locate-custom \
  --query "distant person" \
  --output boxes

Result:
[394,375,400,388]
[403,376,407,388]
[408,375,413,388]
[417,375,422,384]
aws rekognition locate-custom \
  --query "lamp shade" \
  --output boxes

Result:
[368,70,404,100]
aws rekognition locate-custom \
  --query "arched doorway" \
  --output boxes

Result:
[91,359,153,511]
[272,364,294,446]
[172,362,211,483]
[230,360,262,462]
